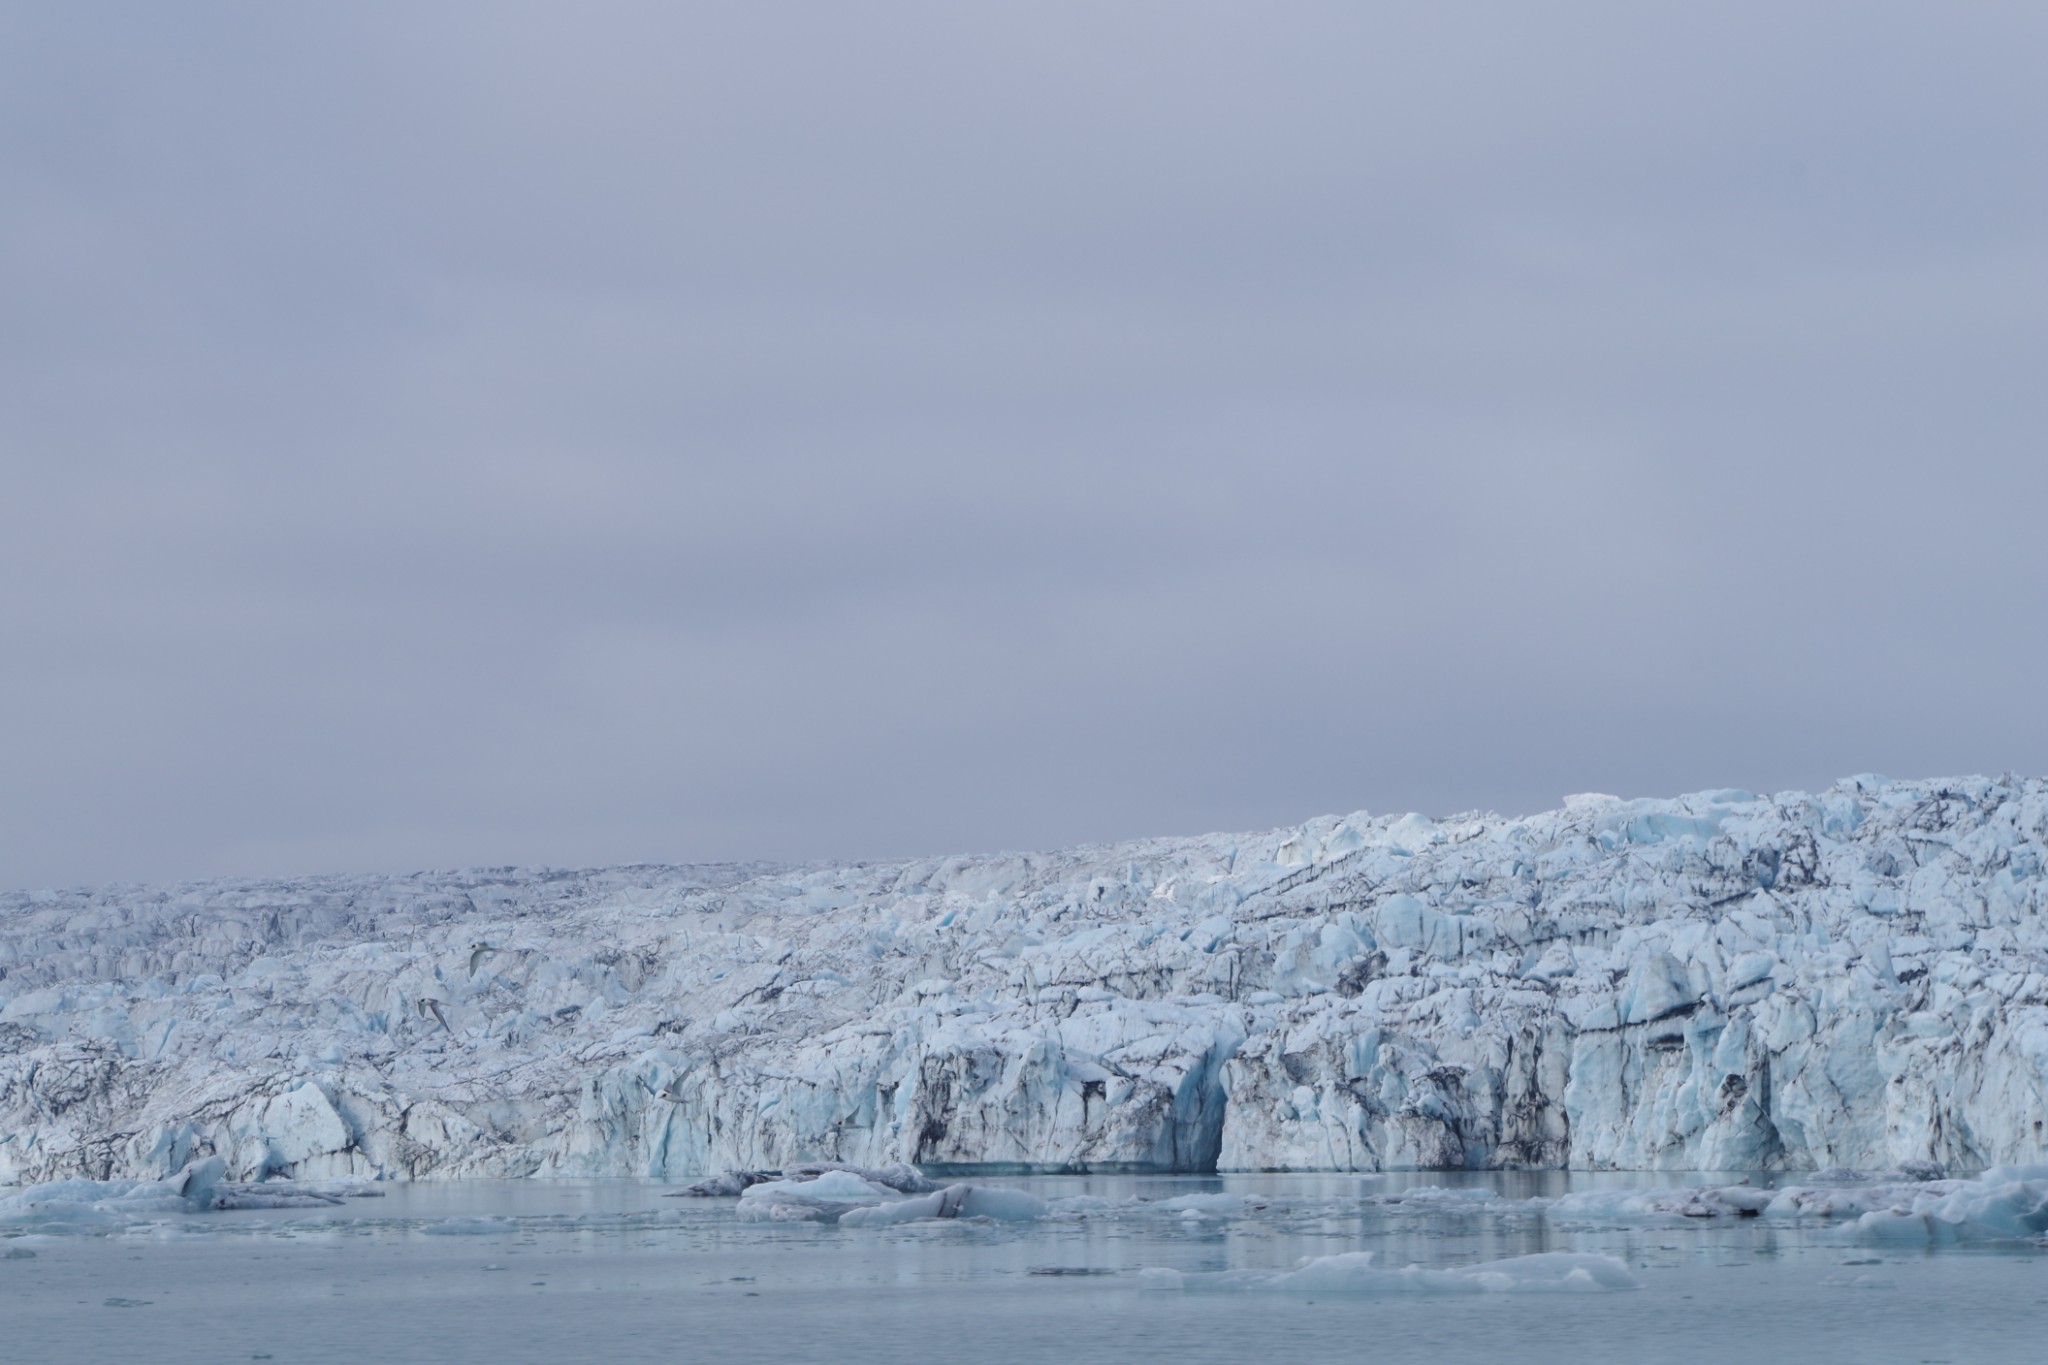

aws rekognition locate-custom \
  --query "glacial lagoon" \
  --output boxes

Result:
[5,1169,2045,1364]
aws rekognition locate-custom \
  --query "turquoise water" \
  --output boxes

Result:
[3,1173,2045,1364]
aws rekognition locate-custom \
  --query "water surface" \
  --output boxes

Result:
[4,1172,2043,1364]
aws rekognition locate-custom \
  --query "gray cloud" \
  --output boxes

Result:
[4,1,2046,886]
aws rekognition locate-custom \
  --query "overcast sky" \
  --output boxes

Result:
[4,2,2045,889]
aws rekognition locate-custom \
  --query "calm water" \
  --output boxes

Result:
[3,1172,2044,1364]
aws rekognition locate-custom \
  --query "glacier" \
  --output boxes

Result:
[4,774,2048,1186]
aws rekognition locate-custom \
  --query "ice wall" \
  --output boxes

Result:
[4,777,2047,1184]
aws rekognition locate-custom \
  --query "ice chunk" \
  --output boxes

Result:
[1845,1165,2048,1243]
[838,1184,1047,1226]
[747,1170,897,1202]
[0,1157,227,1228]
[734,1170,904,1223]
[210,1183,347,1209]
[1547,1183,1771,1222]
[780,1161,936,1194]
[736,1168,1045,1226]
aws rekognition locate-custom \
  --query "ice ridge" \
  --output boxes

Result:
[4,776,2048,1184]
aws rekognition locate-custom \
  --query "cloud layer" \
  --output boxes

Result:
[5,2,2046,886]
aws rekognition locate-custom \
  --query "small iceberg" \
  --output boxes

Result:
[0,1157,228,1228]
[0,1157,383,1232]
[731,1167,1046,1225]
[676,1161,934,1199]
[1829,1165,2048,1244]
[1534,1165,2048,1244]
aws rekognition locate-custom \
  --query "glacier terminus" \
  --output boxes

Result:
[4,774,2047,1187]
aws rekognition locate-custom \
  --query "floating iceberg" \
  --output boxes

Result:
[1792,1164,2048,1243]
[735,1169,915,1223]
[1532,1164,2048,1243]
[5,777,2048,1184]
[0,1157,227,1227]
[732,1167,1047,1225]
[1545,1183,1776,1221]
[0,1156,381,1230]
[838,1184,1047,1227]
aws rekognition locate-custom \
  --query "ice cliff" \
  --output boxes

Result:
[4,775,2047,1185]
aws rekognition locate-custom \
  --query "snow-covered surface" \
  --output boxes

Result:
[5,775,2048,1184]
